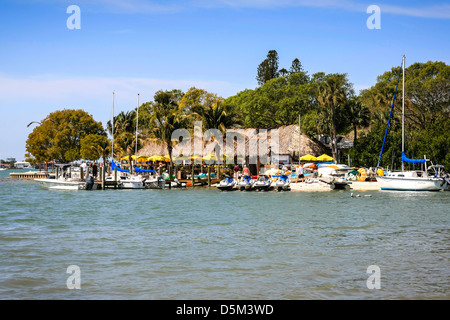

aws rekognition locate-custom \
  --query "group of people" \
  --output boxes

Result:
[80,161,99,179]
[231,164,306,182]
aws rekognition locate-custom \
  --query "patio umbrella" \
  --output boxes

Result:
[316,154,334,162]
[149,155,164,162]
[136,155,150,162]
[300,154,318,161]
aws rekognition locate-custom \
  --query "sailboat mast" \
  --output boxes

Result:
[112,91,115,160]
[402,55,405,171]
[298,113,301,161]
[135,93,139,156]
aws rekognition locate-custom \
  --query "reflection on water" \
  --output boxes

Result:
[0,171,449,299]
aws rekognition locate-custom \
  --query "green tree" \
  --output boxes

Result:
[80,134,111,167]
[357,60,450,168]
[150,89,187,166]
[290,58,303,75]
[256,50,280,86]
[347,97,371,147]
[317,73,354,161]
[180,87,241,134]
[26,109,105,163]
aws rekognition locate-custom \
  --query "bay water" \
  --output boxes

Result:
[0,169,448,299]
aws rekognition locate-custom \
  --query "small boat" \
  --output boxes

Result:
[254,174,272,191]
[145,176,166,189]
[34,164,98,190]
[145,177,186,189]
[170,178,187,188]
[238,175,255,191]
[275,174,291,191]
[118,174,146,189]
[217,175,236,191]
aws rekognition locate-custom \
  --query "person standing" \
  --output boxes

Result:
[92,162,98,179]
[297,164,304,183]
[233,164,240,182]
[243,165,250,177]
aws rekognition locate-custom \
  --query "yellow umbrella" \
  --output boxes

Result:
[120,155,136,161]
[222,154,244,163]
[202,154,218,161]
[300,154,318,161]
[317,154,334,162]
[173,154,189,161]
[163,155,171,162]
[190,155,203,161]
[136,155,150,162]
[149,155,164,162]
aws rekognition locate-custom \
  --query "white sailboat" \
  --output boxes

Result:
[107,92,146,189]
[376,56,447,191]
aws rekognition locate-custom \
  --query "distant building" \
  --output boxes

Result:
[14,161,33,169]
[6,157,16,162]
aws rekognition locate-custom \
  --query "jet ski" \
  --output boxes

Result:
[275,174,291,191]
[238,175,255,191]
[254,174,272,191]
[217,175,236,191]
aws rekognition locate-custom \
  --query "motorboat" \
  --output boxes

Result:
[254,174,272,191]
[169,178,187,188]
[238,175,255,191]
[118,174,146,189]
[145,176,166,189]
[217,175,236,191]
[275,174,291,191]
[34,164,98,190]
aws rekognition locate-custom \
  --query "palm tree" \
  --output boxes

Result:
[347,97,371,147]
[192,98,241,135]
[151,90,187,166]
[317,73,353,161]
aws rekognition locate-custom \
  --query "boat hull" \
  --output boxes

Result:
[34,178,97,190]
[376,176,446,191]
[217,184,235,191]
[121,181,145,189]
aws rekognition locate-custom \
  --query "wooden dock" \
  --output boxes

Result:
[9,171,52,180]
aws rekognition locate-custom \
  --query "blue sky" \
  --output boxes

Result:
[0,0,449,160]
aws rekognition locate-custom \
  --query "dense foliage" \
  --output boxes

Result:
[26,109,105,163]
[25,51,449,169]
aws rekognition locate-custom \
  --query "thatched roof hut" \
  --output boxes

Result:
[137,125,329,163]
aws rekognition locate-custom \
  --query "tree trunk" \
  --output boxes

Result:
[331,104,337,162]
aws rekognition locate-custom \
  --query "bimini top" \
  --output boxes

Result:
[111,160,130,173]
[134,165,156,174]
[402,152,426,164]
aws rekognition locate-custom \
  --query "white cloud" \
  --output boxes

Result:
[192,0,450,19]
[381,3,450,19]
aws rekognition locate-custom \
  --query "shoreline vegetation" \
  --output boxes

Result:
[23,51,449,176]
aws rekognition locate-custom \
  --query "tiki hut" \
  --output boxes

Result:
[137,125,329,168]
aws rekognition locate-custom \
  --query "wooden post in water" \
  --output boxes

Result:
[168,166,172,189]
[191,164,195,187]
[80,167,84,182]
[207,165,211,187]
[100,166,106,190]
